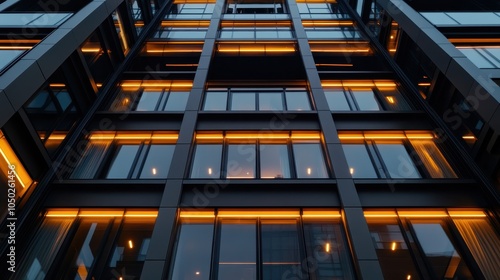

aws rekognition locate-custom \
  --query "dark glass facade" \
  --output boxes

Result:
[1,0,499,279]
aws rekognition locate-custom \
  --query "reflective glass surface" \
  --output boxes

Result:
[136,91,162,111]
[226,144,256,178]
[106,145,140,179]
[191,144,223,178]
[164,92,189,111]
[351,89,380,111]
[204,91,228,110]
[0,50,24,71]
[376,143,420,178]
[171,221,214,280]
[218,221,257,280]
[139,145,174,178]
[292,143,328,178]
[231,92,256,110]
[342,144,378,178]
[259,92,283,111]
[325,90,351,111]
[260,144,290,178]
[285,92,311,111]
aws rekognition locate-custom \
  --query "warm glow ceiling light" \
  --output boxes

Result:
[418,82,431,87]
[121,81,193,89]
[364,211,398,218]
[0,133,32,190]
[45,209,79,217]
[397,210,448,218]
[160,20,210,27]
[0,46,32,50]
[217,210,300,218]
[179,210,215,218]
[89,132,178,141]
[196,133,224,140]
[125,211,158,217]
[78,210,124,217]
[302,210,341,218]
[80,48,101,53]
[448,210,486,217]
[321,80,397,88]
[225,132,290,139]
[49,83,66,87]
[462,135,476,140]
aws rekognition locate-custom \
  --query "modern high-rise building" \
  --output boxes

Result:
[1,0,500,279]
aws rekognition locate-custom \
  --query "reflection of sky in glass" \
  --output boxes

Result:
[412,224,455,255]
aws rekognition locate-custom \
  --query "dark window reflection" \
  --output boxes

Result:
[190,144,223,178]
[218,220,257,280]
[170,220,214,280]
[303,222,354,280]
[261,220,300,280]
[102,216,156,279]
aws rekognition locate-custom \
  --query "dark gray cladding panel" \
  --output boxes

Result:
[0,90,15,125]
[181,185,340,207]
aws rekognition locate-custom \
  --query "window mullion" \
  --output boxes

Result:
[129,142,148,179]
[366,141,387,178]
[257,217,262,280]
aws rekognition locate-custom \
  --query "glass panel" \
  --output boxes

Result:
[102,216,156,279]
[366,217,421,280]
[325,90,351,111]
[459,49,495,68]
[447,12,500,25]
[139,145,175,178]
[226,144,256,179]
[375,142,420,178]
[136,91,162,111]
[292,143,328,178]
[218,220,257,280]
[204,91,228,111]
[351,89,380,111]
[171,220,214,280]
[452,217,500,279]
[58,217,114,279]
[0,50,24,70]
[71,141,111,179]
[14,217,75,280]
[110,90,137,112]
[411,221,473,279]
[421,12,457,25]
[191,144,222,178]
[260,144,290,178]
[259,92,283,111]
[164,92,189,111]
[261,220,301,280]
[285,92,311,111]
[231,92,256,111]
[106,145,140,179]
[409,140,457,178]
[303,222,355,280]
[342,144,378,178]
[378,88,411,111]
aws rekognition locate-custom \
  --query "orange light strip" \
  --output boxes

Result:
[418,82,431,87]
[302,20,354,27]
[302,210,341,218]
[448,210,486,217]
[225,132,290,139]
[121,81,193,89]
[89,132,178,141]
[49,83,66,87]
[339,131,435,141]
[45,210,158,218]
[179,210,215,218]
[462,135,476,140]
[0,46,32,50]
[316,63,354,67]
[321,80,397,88]
[196,133,224,140]
[398,210,448,218]
[449,38,500,43]
[81,48,101,53]
[217,210,300,218]
[364,211,398,218]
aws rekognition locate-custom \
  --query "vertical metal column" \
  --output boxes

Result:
[287,0,384,278]
[140,0,225,277]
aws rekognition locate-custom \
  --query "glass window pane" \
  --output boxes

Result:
[261,220,301,280]
[259,92,283,111]
[409,140,457,178]
[231,92,256,110]
[102,216,156,279]
[204,91,228,110]
[351,89,380,111]
[303,222,355,280]
[260,144,290,178]
[226,144,256,178]
[136,91,161,111]
[57,217,114,279]
[164,91,188,111]
[325,90,351,111]
[452,217,500,279]
[376,142,420,178]
[170,220,214,280]
[366,217,421,280]
[0,50,24,70]
[411,221,473,279]
[292,143,328,178]
[55,91,72,111]
[218,221,257,280]
[378,88,411,111]
[106,145,140,179]
[71,141,111,179]
[285,91,311,111]
[139,145,175,178]
[14,217,75,280]
[459,49,494,68]
[191,144,222,178]
[342,144,378,178]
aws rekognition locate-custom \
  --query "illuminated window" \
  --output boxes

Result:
[70,132,177,179]
[365,209,499,279]
[190,132,328,179]
[225,0,286,14]
[340,132,457,179]
[0,130,33,219]
[170,209,354,279]
[323,81,411,111]
[167,2,215,19]
[15,209,157,280]
[110,81,192,112]
[203,88,312,111]
[297,0,348,19]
